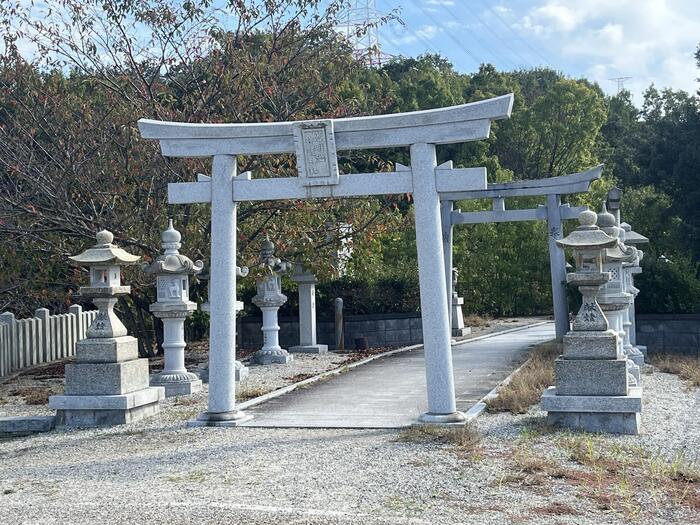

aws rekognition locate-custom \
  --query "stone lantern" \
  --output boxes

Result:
[596,205,643,374]
[145,220,205,397]
[541,210,642,434]
[252,238,293,365]
[620,222,649,357]
[199,264,250,381]
[49,230,164,427]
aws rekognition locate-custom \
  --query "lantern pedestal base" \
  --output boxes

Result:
[253,349,293,365]
[541,386,642,435]
[289,344,328,354]
[150,376,202,397]
[50,387,164,428]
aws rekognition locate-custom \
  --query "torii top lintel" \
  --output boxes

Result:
[137,94,514,157]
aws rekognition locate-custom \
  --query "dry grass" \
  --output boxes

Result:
[236,384,271,401]
[553,433,700,516]
[649,353,700,387]
[9,386,53,405]
[398,424,481,453]
[531,502,578,516]
[486,341,560,414]
[463,314,491,328]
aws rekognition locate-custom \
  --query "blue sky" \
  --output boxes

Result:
[370,0,700,103]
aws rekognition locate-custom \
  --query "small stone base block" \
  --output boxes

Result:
[541,386,642,435]
[235,364,249,381]
[187,410,253,427]
[289,344,328,354]
[563,330,620,360]
[150,378,202,397]
[50,386,164,428]
[555,358,628,396]
[541,386,642,412]
[452,327,472,337]
[253,351,293,365]
[64,359,150,395]
[75,336,138,363]
[198,363,249,382]
[0,416,56,437]
[547,412,641,435]
[417,411,467,426]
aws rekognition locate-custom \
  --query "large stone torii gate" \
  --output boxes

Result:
[441,165,604,341]
[139,95,516,426]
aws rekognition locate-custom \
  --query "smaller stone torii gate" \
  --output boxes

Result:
[140,94,514,426]
[441,165,604,340]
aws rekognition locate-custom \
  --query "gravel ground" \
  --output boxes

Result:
[2,319,696,525]
[0,371,697,523]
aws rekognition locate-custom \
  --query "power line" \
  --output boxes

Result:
[405,0,484,68]
[440,1,533,69]
[477,0,554,68]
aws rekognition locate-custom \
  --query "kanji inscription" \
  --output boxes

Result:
[293,120,339,186]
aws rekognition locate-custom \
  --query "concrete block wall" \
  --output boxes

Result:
[0,306,97,378]
[636,314,700,358]
[238,313,423,350]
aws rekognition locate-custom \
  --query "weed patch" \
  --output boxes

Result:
[649,353,700,388]
[398,424,481,454]
[486,341,560,414]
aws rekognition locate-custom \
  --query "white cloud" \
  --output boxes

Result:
[494,6,512,14]
[518,0,700,99]
[531,4,579,32]
[426,0,455,5]
[387,24,443,46]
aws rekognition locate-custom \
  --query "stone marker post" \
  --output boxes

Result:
[290,264,328,353]
[335,298,344,351]
[145,220,205,397]
[252,238,293,365]
[450,268,470,337]
[200,264,250,381]
[49,230,164,427]
[541,210,642,435]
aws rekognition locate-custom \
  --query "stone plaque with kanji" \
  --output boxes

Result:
[293,120,339,186]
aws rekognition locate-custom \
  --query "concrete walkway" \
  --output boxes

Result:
[240,322,555,428]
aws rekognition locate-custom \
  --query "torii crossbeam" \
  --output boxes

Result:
[139,94,513,426]
[441,165,604,340]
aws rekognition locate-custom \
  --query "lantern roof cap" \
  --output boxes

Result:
[144,220,203,275]
[556,210,618,249]
[596,202,616,228]
[620,222,650,245]
[69,230,141,266]
[161,219,181,244]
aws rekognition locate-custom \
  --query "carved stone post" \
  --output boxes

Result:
[290,264,328,353]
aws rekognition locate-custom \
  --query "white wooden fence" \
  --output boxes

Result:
[0,306,97,378]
